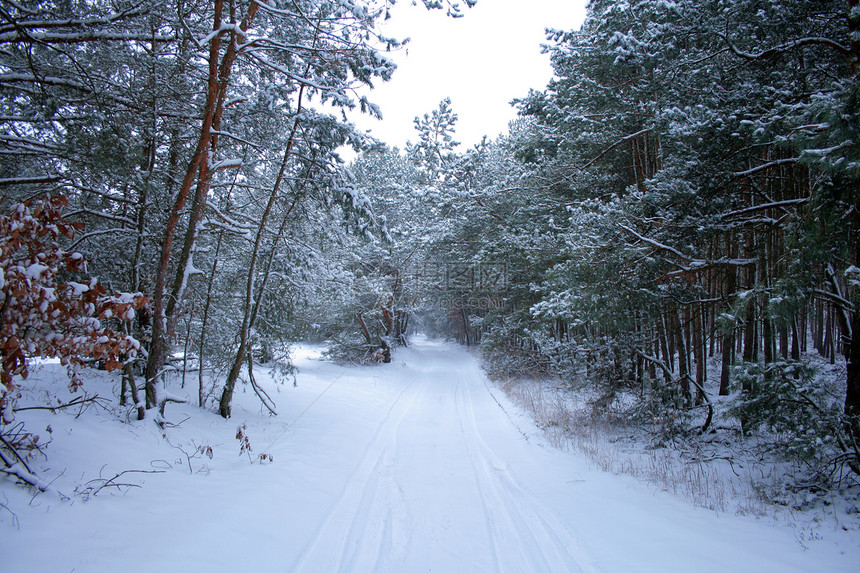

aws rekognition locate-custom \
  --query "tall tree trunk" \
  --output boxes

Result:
[790,318,801,360]
[665,310,675,370]
[742,299,757,363]
[673,306,691,404]
[461,307,472,347]
[720,237,737,395]
[693,303,706,405]
[719,328,734,396]
[656,309,673,386]
[843,233,859,442]
[846,310,860,441]
[145,0,260,413]
[825,306,835,363]
[779,322,789,360]
[144,0,227,410]
[814,300,825,354]
[763,307,774,364]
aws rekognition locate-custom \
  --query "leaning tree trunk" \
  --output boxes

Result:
[218,82,309,419]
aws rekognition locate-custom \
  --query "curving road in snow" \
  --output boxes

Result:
[4,336,858,572]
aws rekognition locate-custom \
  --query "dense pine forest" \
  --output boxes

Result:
[2,0,859,504]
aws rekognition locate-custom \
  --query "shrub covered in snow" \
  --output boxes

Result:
[1,194,146,488]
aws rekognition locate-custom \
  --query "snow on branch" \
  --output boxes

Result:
[197,23,246,48]
[660,258,756,281]
[619,224,691,262]
[245,52,333,92]
[0,73,136,108]
[0,175,61,187]
[721,198,809,219]
[0,4,151,36]
[583,129,652,170]
[210,130,261,149]
[209,157,243,172]
[0,459,49,492]
[733,158,800,177]
[718,33,851,61]
[814,289,855,314]
[68,227,140,250]
[0,134,58,150]
[0,31,175,44]
[205,202,254,235]
[620,225,760,281]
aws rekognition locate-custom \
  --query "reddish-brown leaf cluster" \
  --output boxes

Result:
[0,194,147,419]
[197,444,214,460]
[236,423,252,456]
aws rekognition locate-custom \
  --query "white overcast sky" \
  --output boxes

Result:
[349,0,588,151]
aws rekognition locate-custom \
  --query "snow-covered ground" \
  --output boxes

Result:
[3,336,858,572]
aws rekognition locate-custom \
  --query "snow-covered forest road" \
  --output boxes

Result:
[4,337,858,572]
[291,339,594,572]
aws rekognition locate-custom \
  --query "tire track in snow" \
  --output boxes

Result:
[291,344,599,573]
[454,379,504,573]
[336,443,412,572]
[289,376,422,573]
[456,361,599,573]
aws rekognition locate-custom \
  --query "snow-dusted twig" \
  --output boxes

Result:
[0,175,62,187]
[619,224,691,262]
[733,158,800,177]
[77,468,165,500]
[0,493,19,530]
[13,394,108,414]
[716,32,851,61]
[162,435,214,475]
[721,198,809,219]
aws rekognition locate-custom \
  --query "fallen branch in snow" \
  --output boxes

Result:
[162,435,214,475]
[14,395,108,414]
[0,433,36,475]
[0,463,48,491]
[0,438,48,492]
[76,468,166,500]
[156,392,187,428]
